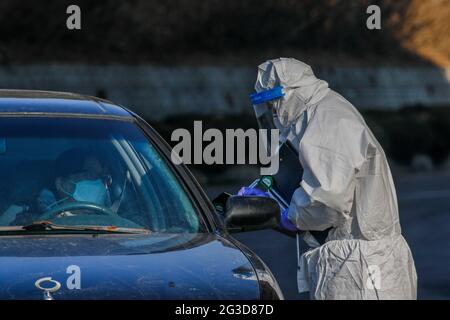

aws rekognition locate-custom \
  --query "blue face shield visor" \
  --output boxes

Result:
[250,86,286,154]
[250,86,285,105]
[250,86,285,121]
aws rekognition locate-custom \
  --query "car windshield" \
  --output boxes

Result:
[0,117,205,233]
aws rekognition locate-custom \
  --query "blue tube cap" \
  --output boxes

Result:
[250,86,285,105]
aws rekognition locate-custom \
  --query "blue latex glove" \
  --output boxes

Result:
[280,208,298,232]
[237,186,270,198]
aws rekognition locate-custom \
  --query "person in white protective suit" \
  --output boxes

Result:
[253,57,417,300]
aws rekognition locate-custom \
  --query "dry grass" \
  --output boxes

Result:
[398,0,450,67]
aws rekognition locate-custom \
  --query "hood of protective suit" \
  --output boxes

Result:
[255,58,330,129]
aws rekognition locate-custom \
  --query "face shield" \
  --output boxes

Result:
[250,86,288,153]
[250,86,303,204]
[250,86,285,130]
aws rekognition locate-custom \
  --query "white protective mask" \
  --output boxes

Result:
[72,179,107,206]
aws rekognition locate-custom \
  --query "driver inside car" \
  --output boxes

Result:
[0,153,112,226]
[56,156,110,206]
[37,154,112,216]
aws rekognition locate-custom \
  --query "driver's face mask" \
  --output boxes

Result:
[45,178,108,211]
[71,179,107,205]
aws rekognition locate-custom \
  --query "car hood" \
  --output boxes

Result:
[0,233,259,300]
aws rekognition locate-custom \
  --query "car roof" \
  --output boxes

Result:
[0,89,133,118]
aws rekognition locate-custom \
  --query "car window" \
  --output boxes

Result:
[0,117,205,233]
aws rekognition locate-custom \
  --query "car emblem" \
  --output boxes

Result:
[35,277,61,300]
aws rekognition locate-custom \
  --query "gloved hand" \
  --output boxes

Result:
[237,186,270,198]
[280,208,298,232]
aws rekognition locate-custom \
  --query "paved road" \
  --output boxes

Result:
[205,172,450,300]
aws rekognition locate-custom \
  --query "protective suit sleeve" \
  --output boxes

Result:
[288,186,342,231]
[290,109,367,230]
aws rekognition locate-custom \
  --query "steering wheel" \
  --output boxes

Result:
[41,201,116,220]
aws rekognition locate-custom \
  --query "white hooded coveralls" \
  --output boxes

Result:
[255,58,417,300]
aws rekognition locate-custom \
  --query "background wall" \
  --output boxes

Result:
[1,65,449,120]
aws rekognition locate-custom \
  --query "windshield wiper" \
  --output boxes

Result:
[0,221,149,235]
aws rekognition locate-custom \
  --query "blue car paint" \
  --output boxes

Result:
[0,233,259,299]
[0,90,131,117]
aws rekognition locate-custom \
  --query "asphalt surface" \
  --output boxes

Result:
[205,171,450,300]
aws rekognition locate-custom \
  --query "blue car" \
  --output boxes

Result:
[0,90,283,300]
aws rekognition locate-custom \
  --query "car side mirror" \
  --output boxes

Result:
[224,195,280,233]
